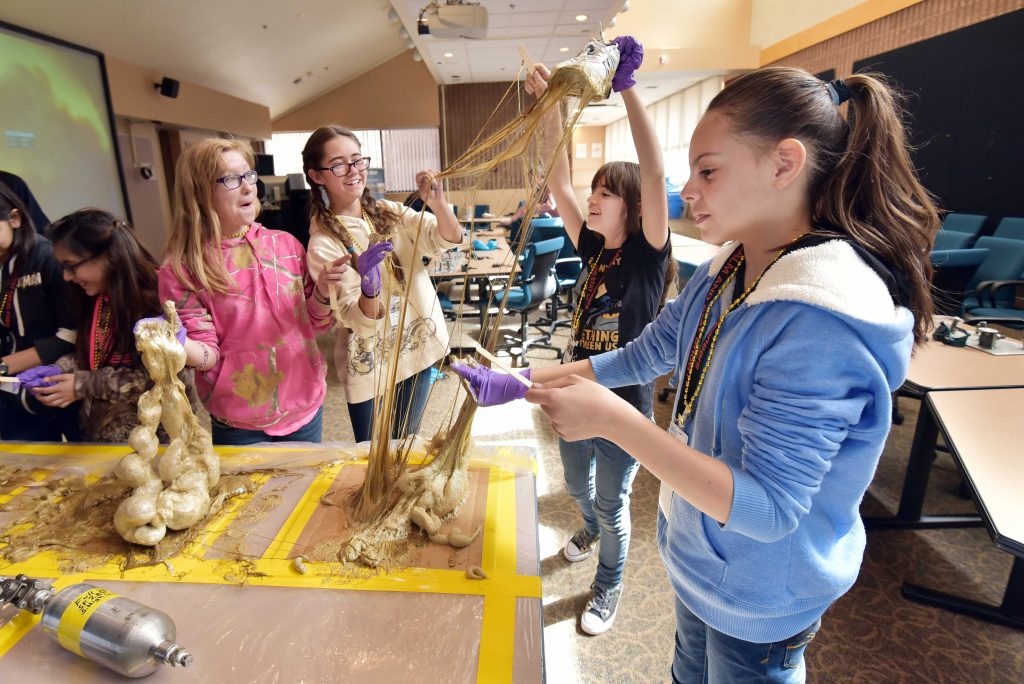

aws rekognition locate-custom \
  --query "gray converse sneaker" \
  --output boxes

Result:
[581,583,623,635]
[563,528,598,562]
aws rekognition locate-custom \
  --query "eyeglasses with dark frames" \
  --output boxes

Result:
[62,254,98,276]
[215,169,259,190]
[315,157,372,177]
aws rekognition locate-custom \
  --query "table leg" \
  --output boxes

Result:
[865,394,982,530]
[901,556,1024,631]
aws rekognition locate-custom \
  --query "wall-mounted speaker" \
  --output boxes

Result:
[154,77,180,99]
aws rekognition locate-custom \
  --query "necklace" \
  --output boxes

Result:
[333,212,367,255]
[566,245,622,359]
[341,209,403,284]
[224,225,250,239]
[677,235,806,424]
[0,262,18,329]
[361,209,376,235]
[90,294,112,371]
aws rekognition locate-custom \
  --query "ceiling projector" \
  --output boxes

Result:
[418,1,488,39]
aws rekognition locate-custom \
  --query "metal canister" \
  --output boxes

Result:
[38,583,192,678]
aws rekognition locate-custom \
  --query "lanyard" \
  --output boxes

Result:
[89,295,111,371]
[677,237,804,424]
[0,263,19,329]
[570,246,622,342]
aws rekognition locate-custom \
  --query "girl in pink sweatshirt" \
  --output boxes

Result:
[158,139,344,445]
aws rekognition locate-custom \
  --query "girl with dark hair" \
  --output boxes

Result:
[302,126,462,442]
[461,61,938,680]
[457,37,673,636]
[0,182,78,441]
[26,209,191,442]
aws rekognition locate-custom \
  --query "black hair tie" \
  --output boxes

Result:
[826,79,853,106]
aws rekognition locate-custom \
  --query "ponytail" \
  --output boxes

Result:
[816,74,940,344]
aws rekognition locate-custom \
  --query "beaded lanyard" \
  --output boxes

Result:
[89,294,112,371]
[568,245,622,358]
[224,225,249,239]
[677,238,803,425]
[0,264,18,329]
[359,208,403,283]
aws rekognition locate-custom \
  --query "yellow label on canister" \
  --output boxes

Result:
[56,588,117,656]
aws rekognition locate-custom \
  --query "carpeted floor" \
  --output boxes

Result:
[317,301,1024,683]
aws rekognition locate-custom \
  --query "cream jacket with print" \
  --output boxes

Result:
[306,200,457,404]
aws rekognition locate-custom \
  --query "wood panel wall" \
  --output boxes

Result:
[767,0,1021,76]
[440,82,528,191]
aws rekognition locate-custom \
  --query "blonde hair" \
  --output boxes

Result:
[166,138,259,294]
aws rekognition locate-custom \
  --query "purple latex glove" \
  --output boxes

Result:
[16,364,63,389]
[357,241,393,298]
[451,362,531,407]
[133,315,187,345]
[611,36,644,92]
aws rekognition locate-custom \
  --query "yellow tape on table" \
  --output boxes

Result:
[56,586,117,656]
[0,449,542,679]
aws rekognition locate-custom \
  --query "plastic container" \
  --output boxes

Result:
[666,179,685,220]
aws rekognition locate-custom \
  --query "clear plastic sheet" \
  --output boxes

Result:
[0,441,542,682]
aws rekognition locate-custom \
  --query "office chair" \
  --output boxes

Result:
[959,237,1024,328]
[941,213,987,238]
[493,236,564,367]
[933,229,974,251]
[993,217,1024,242]
[530,223,580,334]
[930,248,989,317]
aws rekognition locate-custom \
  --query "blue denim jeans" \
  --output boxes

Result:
[347,366,433,443]
[558,436,640,590]
[672,596,820,684]
[211,405,324,446]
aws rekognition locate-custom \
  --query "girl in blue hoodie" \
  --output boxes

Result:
[457,67,938,682]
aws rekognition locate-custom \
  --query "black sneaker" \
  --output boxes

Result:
[581,582,622,635]
[563,528,598,562]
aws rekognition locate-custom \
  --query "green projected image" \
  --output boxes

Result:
[0,25,126,221]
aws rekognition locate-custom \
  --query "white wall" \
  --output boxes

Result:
[750,0,865,46]
[603,75,724,185]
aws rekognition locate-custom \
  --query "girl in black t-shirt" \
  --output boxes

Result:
[528,40,672,635]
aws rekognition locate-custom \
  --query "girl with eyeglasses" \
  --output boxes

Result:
[302,125,463,442]
[0,182,79,441]
[158,139,338,445]
[23,209,191,442]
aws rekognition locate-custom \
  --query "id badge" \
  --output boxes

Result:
[660,416,689,516]
[388,294,402,327]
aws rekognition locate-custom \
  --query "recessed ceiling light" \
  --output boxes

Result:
[559,47,569,52]
[575,14,588,22]
[443,52,454,58]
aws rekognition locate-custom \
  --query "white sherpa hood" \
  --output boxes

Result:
[707,239,908,327]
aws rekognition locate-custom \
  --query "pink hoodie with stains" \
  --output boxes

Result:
[158,224,331,435]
